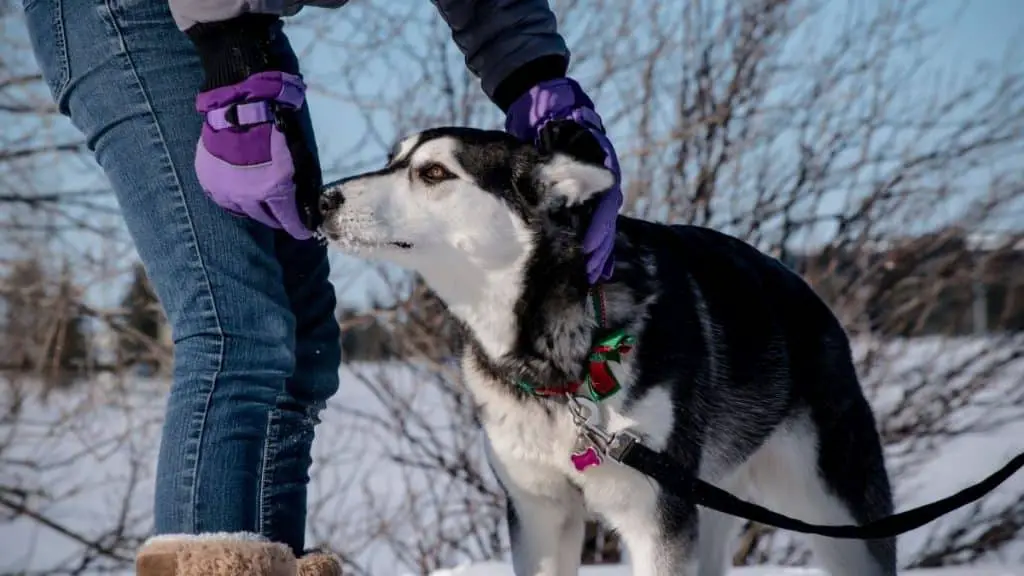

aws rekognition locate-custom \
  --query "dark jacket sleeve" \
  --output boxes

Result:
[431,0,571,109]
[172,0,571,106]
[169,0,299,31]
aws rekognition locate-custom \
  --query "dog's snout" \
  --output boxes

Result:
[319,187,345,215]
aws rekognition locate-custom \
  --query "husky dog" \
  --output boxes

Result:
[318,121,896,576]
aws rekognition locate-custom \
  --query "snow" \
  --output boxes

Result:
[427,562,1024,576]
[1,336,1023,574]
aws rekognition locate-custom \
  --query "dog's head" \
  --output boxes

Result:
[317,122,616,275]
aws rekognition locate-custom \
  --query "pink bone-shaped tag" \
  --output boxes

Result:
[570,446,603,471]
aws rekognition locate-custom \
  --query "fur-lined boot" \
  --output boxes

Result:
[135,533,342,576]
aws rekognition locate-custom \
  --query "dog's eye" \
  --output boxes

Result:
[419,163,456,183]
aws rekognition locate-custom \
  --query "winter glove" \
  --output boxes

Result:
[505,77,622,283]
[187,15,322,240]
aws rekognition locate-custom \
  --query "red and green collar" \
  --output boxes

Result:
[515,286,636,402]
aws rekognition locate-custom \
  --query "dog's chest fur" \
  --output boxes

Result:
[462,349,675,511]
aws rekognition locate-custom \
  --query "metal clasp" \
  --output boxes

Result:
[566,395,639,463]
[605,430,639,462]
[567,396,610,442]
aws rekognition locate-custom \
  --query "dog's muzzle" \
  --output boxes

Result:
[318,185,345,217]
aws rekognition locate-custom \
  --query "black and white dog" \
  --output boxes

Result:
[318,122,897,576]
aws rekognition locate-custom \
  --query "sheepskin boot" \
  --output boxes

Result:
[135,533,342,576]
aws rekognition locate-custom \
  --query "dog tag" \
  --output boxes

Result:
[571,435,603,471]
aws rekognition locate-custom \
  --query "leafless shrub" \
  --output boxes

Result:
[293,0,1023,572]
[1,0,1021,573]
[0,373,162,575]
[0,10,170,575]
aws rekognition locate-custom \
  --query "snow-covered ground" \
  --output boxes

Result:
[1,336,1023,575]
[429,562,1024,575]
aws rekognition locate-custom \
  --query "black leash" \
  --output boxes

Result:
[605,434,1024,539]
[537,286,1024,540]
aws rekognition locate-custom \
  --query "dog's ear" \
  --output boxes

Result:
[533,120,616,209]
[535,153,616,208]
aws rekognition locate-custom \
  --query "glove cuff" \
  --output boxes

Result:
[492,54,569,113]
[186,14,297,92]
[504,76,602,143]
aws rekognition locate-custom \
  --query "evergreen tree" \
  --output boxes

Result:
[1,258,48,370]
[117,261,165,373]
[3,259,93,391]
[338,305,393,361]
[47,262,90,376]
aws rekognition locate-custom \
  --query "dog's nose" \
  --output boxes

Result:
[319,187,345,215]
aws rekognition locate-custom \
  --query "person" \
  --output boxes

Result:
[21,0,623,573]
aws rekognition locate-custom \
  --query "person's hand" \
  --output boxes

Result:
[505,77,622,284]
[195,70,321,240]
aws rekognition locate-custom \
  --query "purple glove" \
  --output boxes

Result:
[195,71,321,240]
[505,77,623,283]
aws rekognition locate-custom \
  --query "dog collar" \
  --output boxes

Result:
[515,285,635,402]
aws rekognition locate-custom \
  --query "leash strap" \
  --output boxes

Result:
[515,285,1024,538]
[612,439,1024,539]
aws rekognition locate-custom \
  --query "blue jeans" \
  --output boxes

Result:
[22,0,342,555]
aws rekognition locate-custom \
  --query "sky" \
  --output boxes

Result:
[292,0,1024,171]
[4,0,1023,312]
[288,0,1024,308]
[918,0,1020,68]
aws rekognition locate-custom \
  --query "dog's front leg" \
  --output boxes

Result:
[616,499,700,576]
[596,478,699,576]
[506,487,586,576]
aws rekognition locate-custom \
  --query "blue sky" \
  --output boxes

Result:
[921,0,1020,67]
[290,0,1023,172]
[286,0,1024,308]
[6,0,1022,312]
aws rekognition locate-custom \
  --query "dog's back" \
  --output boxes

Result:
[618,218,897,575]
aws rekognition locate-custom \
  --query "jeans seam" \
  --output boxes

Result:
[51,0,70,102]
[102,0,228,534]
[258,405,277,537]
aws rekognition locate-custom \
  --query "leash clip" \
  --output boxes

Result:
[566,396,639,469]
[567,396,610,443]
[605,430,639,462]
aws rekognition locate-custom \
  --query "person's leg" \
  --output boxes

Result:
[21,0,342,565]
